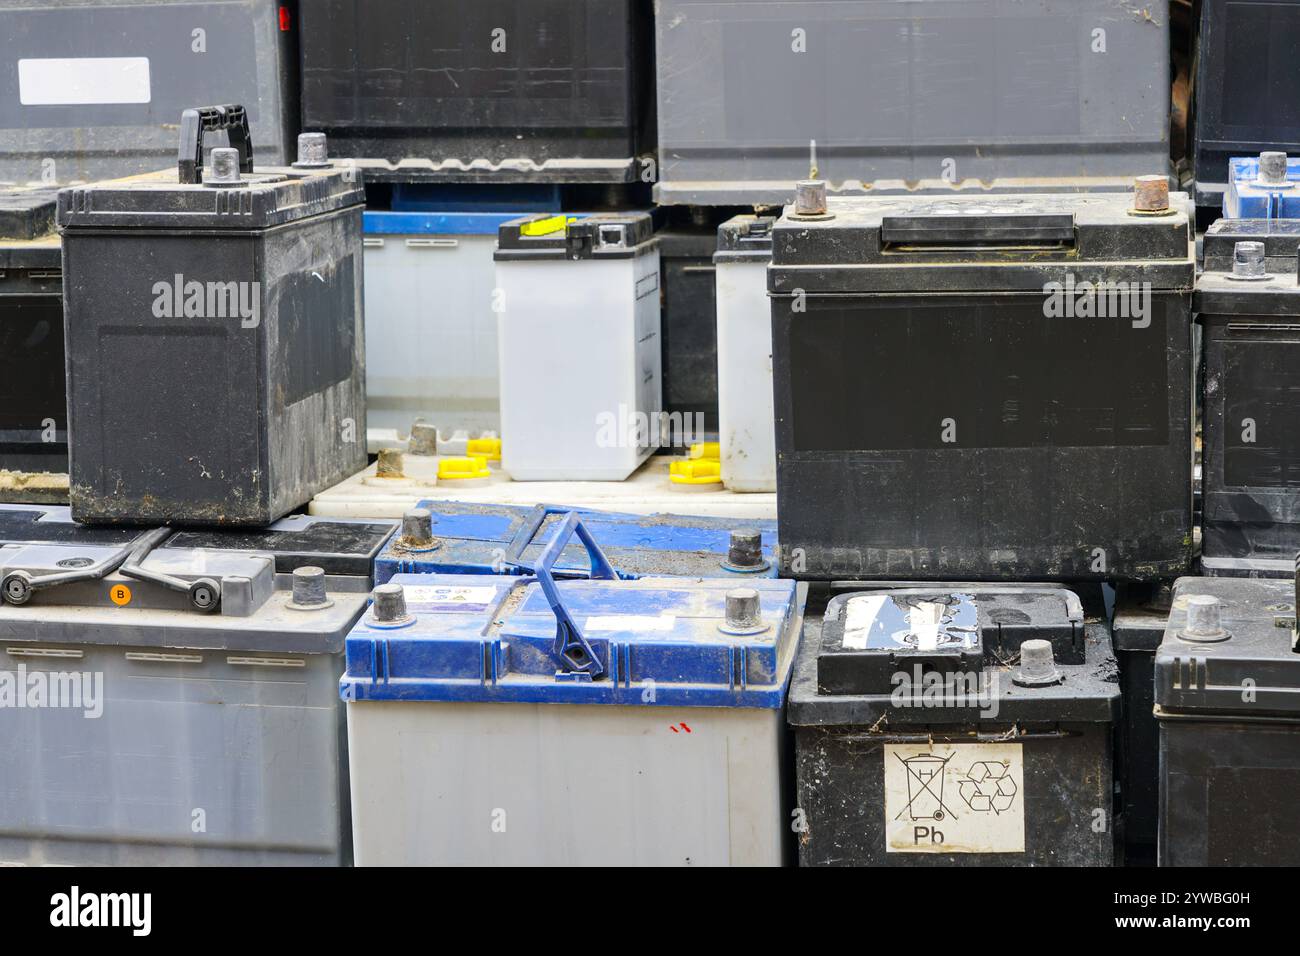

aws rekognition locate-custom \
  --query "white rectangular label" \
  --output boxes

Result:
[18,57,152,106]
[841,594,888,649]
[403,585,499,609]
[883,742,1025,854]
[585,614,676,632]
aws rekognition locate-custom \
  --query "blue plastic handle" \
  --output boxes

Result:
[502,504,636,580]
[530,511,618,679]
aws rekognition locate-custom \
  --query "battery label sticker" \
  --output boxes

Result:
[883,742,1024,854]
[19,58,152,106]
[841,595,888,649]
[402,585,498,610]
[585,614,676,632]
[109,584,132,607]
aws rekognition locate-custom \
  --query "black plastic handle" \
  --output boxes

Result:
[177,105,254,184]
[880,212,1075,246]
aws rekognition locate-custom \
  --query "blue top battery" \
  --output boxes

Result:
[373,501,778,583]
[1223,155,1300,218]
[343,514,801,708]
[364,210,532,236]
[342,573,800,707]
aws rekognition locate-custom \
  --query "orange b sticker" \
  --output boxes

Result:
[110,584,132,606]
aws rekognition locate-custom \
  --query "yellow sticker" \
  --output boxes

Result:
[109,584,132,606]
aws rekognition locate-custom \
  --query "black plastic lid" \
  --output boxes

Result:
[1156,575,1300,718]
[1203,218,1300,269]
[0,506,141,546]
[715,214,775,262]
[161,515,397,576]
[769,192,1194,294]
[494,213,654,260]
[56,165,364,232]
[0,186,59,241]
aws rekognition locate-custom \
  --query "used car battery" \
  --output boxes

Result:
[769,182,1195,581]
[1198,219,1300,578]
[1223,153,1300,219]
[1112,582,1174,865]
[715,214,776,493]
[788,583,1119,865]
[1156,572,1300,865]
[0,503,397,585]
[1193,0,1300,212]
[58,108,368,526]
[658,227,719,439]
[494,213,662,481]
[298,0,654,184]
[373,501,777,583]
[654,0,1171,206]
[363,208,534,436]
[0,0,296,186]
[0,523,377,865]
[0,185,66,501]
[341,512,804,865]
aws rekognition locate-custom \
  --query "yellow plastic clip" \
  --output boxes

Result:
[438,456,491,481]
[688,441,721,461]
[466,437,502,462]
[670,458,723,486]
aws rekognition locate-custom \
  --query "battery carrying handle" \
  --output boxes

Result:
[502,504,634,580]
[178,105,254,184]
[531,511,617,679]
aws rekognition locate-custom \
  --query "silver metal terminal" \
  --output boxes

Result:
[1013,639,1062,687]
[1182,594,1228,641]
[294,132,329,168]
[376,447,404,478]
[794,179,828,217]
[1131,175,1169,213]
[401,508,434,547]
[370,582,413,627]
[288,565,333,610]
[721,587,767,635]
[209,147,242,185]
[723,529,768,572]
[1258,151,1290,186]
[408,422,439,457]
[1230,240,1270,281]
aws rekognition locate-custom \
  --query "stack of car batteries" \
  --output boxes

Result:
[0,102,394,865]
[768,179,1193,866]
[0,185,65,499]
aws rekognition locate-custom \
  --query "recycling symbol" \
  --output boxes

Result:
[957,760,1017,814]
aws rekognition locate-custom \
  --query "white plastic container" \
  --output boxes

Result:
[363,210,527,435]
[342,556,805,866]
[494,214,662,481]
[715,215,777,492]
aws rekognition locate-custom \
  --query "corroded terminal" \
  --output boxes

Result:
[1131,174,1169,213]
[209,147,243,185]
[369,582,414,627]
[1014,639,1062,686]
[1257,151,1290,186]
[376,447,404,478]
[1182,594,1227,641]
[794,179,828,217]
[408,421,439,457]
[294,132,329,168]
[288,565,333,610]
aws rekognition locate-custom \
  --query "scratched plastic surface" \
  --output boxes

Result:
[341,573,800,706]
